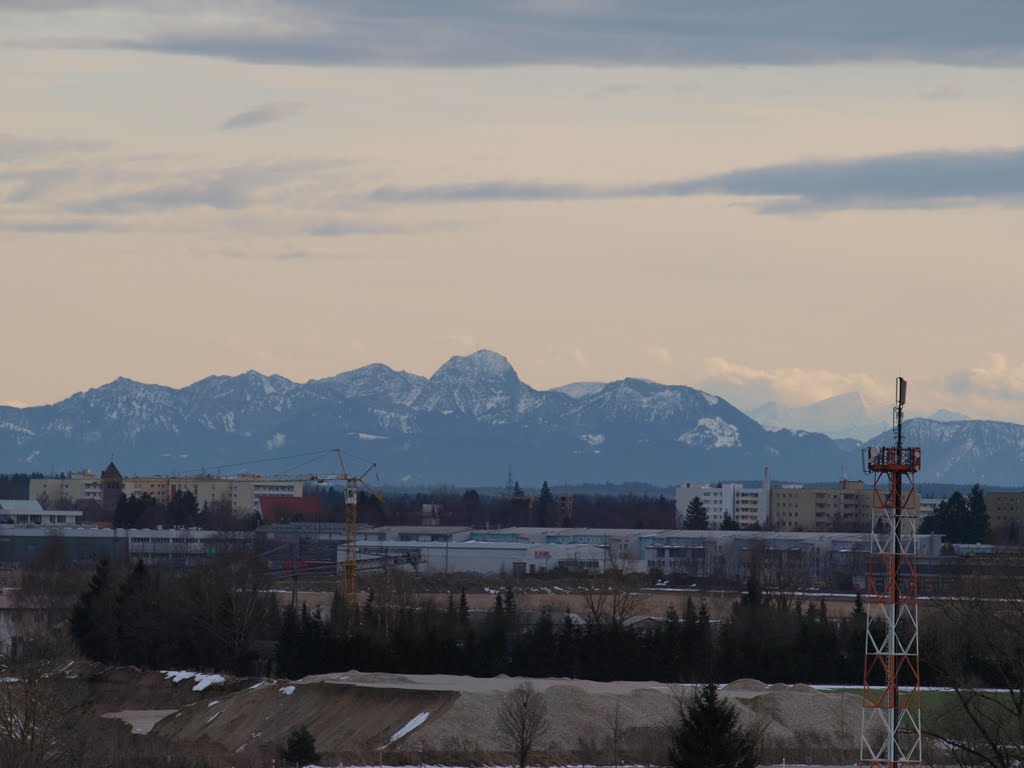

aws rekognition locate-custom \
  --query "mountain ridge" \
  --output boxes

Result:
[1,351,1022,485]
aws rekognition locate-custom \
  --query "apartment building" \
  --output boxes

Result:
[32,468,303,519]
[985,492,1024,534]
[122,475,304,518]
[676,470,770,529]
[770,480,873,532]
[29,471,102,509]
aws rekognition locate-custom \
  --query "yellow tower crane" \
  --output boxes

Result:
[334,448,384,599]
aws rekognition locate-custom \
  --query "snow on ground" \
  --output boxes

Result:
[162,670,225,692]
[384,712,430,746]
[677,417,741,448]
[101,710,177,735]
[280,685,296,695]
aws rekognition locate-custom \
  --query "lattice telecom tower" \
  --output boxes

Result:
[860,377,922,767]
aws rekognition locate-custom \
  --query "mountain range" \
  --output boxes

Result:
[1,350,1022,486]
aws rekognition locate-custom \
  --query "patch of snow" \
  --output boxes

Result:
[206,711,220,724]
[383,711,430,746]
[192,674,224,692]
[265,432,286,450]
[354,433,387,441]
[701,392,719,406]
[162,671,224,692]
[580,433,605,446]
[24,450,40,463]
[248,681,266,690]
[677,417,742,449]
[207,700,220,708]
[279,685,296,696]
[0,421,34,436]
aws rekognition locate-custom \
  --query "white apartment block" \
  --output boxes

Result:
[676,469,770,529]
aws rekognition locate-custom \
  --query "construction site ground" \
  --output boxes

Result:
[87,664,877,767]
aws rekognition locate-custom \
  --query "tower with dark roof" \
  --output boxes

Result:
[100,461,123,515]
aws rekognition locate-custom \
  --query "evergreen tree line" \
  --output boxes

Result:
[276,583,877,685]
[70,557,278,675]
[68,559,985,689]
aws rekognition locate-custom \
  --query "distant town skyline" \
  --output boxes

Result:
[3,2,1023,420]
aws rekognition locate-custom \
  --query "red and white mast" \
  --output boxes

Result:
[861,377,922,767]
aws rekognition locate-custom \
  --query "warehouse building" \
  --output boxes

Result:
[346,539,608,576]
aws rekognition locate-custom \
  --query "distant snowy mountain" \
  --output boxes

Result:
[928,409,969,422]
[551,382,607,399]
[0,350,859,485]
[748,392,889,441]
[863,418,1024,484]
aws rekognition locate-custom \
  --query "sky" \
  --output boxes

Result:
[2,1,1024,422]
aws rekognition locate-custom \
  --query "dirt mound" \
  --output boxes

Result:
[75,667,866,765]
[152,681,460,760]
[723,678,769,696]
[77,666,247,716]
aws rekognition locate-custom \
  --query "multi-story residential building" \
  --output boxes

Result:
[676,470,770,529]
[770,479,876,532]
[984,492,1024,535]
[122,474,304,518]
[33,466,304,519]
[29,471,102,509]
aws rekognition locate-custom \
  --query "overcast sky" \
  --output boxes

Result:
[2,1,1023,420]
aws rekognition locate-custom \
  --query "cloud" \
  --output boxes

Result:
[4,168,79,202]
[370,146,1024,213]
[45,1,1022,68]
[703,357,888,409]
[946,354,1024,401]
[222,101,303,130]
[646,347,673,365]
[0,134,108,161]
[8,219,110,233]
[68,163,303,213]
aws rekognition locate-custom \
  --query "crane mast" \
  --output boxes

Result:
[333,449,383,600]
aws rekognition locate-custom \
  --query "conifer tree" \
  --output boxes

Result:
[683,497,709,530]
[279,725,320,766]
[669,682,759,768]
[70,558,118,663]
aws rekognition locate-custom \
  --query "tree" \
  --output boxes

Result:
[921,489,989,543]
[538,481,554,526]
[669,682,760,768]
[926,554,1024,767]
[683,497,709,530]
[496,682,549,768]
[167,489,199,527]
[720,515,740,531]
[279,725,320,766]
[70,559,118,663]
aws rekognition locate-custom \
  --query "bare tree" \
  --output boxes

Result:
[496,682,549,768]
[608,697,625,764]
[581,556,646,627]
[0,632,81,768]
[748,544,804,612]
[925,552,1024,768]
